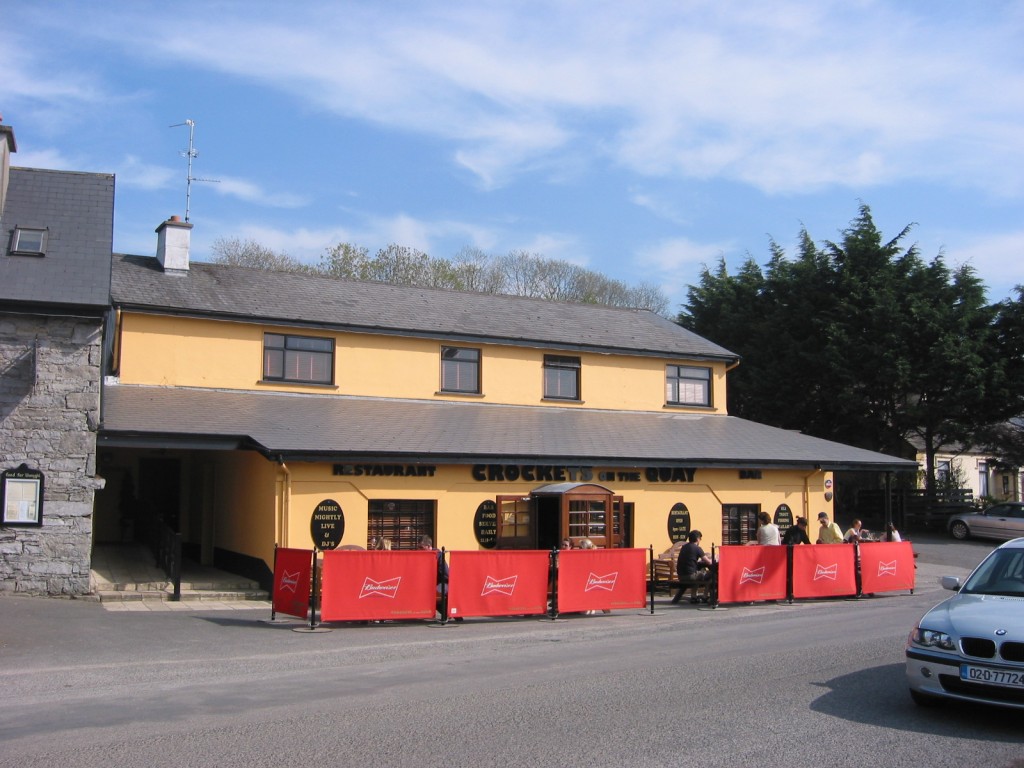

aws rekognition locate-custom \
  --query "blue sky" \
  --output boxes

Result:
[3,1,1022,313]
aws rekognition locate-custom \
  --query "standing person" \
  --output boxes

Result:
[816,512,843,544]
[885,522,902,542]
[750,510,780,545]
[782,517,811,545]
[560,538,573,550]
[420,535,452,619]
[670,530,713,604]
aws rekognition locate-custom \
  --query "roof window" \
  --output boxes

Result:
[9,227,48,256]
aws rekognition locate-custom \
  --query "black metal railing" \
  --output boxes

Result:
[154,522,182,601]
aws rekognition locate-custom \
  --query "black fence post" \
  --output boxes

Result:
[648,545,655,614]
[439,547,449,625]
[709,544,719,608]
[270,544,278,621]
[548,548,559,619]
[309,550,320,630]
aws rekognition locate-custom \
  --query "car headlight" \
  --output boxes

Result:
[910,627,956,651]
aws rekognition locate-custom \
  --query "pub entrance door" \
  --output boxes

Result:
[495,484,625,550]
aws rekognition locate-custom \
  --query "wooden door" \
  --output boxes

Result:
[496,495,535,549]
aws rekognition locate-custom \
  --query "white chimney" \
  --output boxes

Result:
[0,121,16,217]
[155,215,192,272]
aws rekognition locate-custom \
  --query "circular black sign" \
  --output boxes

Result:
[310,499,345,550]
[473,500,498,549]
[667,503,691,543]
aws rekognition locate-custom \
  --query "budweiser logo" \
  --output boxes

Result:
[739,566,765,585]
[359,576,401,599]
[585,572,618,592]
[877,560,897,577]
[481,575,517,597]
[278,570,300,593]
[813,563,838,581]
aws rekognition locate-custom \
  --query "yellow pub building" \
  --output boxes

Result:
[93,217,915,588]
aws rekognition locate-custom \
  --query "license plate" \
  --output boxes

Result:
[960,664,1024,687]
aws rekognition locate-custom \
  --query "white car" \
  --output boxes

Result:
[905,537,1024,709]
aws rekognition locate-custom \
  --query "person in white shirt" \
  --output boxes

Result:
[752,510,781,545]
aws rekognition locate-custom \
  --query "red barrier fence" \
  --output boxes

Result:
[790,543,858,599]
[446,550,551,619]
[272,547,314,619]
[858,541,916,594]
[712,541,915,605]
[556,548,648,613]
[716,545,788,604]
[294,543,912,624]
[320,550,438,622]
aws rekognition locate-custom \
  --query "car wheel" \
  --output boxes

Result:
[910,689,942,707]
[950,521,969,540]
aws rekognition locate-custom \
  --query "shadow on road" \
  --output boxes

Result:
[810,662,1021,742]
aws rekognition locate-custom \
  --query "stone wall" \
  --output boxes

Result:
[0,314,103,595]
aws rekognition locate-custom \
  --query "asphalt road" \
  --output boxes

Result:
[1,536,1020,768]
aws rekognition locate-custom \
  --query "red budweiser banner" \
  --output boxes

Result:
[556,548,647,613]
[792,544,857,599]
[716,545,788,604]
[272,547,314,619]
[320,550,437,622]
[858,541,916,594]
[446,550,550,619]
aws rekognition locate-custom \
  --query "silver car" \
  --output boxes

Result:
[948,502,1024,541]
[905,537,1024,709]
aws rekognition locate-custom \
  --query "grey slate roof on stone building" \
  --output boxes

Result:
[1,168,115,310]
[111,254,737,360]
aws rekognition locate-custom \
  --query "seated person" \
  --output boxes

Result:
[671,530,713,604]
[844,519,864,543]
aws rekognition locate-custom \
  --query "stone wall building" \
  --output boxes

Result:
[0,123,115,595]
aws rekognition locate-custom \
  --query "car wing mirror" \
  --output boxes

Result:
[940,575,961,591]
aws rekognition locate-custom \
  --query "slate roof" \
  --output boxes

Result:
[0,168,114,310]
[111,254,737,360]
[99,384,918,472]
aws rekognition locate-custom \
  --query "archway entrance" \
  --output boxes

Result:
[494,483,625,550]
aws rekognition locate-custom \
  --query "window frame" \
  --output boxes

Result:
[440,346,481,394]
[666,364,712,407]
[262,332,335,385]
[9,227,48,256]
[368,499,435,550]
[543,354,581,401]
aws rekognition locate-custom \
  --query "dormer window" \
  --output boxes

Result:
[10,227,47,256]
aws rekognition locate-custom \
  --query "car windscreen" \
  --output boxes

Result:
[962,549,1024,597]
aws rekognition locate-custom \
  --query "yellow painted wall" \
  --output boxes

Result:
[212,451,279,567]
[276,461,833,560]
[116,312,728,414]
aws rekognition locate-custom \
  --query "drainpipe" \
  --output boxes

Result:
[802,465,823,521]
[277,455,290,548]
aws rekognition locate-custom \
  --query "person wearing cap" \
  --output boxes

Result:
[816,512,843,544]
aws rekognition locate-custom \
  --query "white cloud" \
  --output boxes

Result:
[116,156,177,191]
[23,1,1023,197]
[635,235,736,308]
[213,177,309,209]
[946,231,1024,301]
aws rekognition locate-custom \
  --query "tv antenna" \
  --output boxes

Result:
[170,119,219,222]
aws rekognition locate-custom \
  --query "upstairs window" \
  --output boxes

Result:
[440,346,481,393]
[544,355,580,400]
[9,227,47,256]
[263,333,334,384]
[666,365,711,406]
